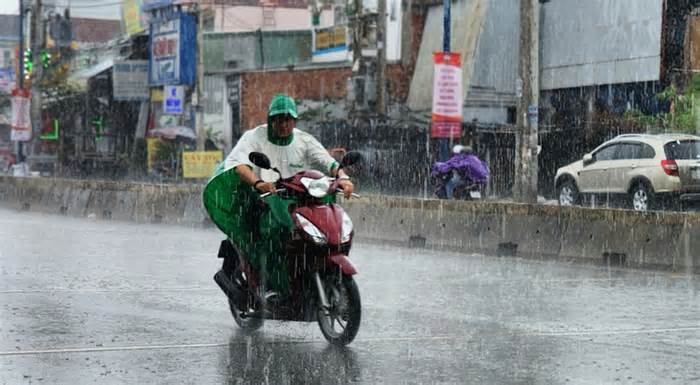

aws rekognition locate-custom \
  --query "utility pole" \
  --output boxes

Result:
[375,0,386,115]
[351,0,363,68]
[17,0,25,163]
[195,3,206,151]
[401,0,413,68]
[514,0,539,203]
[30,0,43,160]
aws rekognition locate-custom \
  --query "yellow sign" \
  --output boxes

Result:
[122,0,146,36]
[315,27,347,51]
[146,137,162,172]
[151,88,164,102]
[182,151,223,178]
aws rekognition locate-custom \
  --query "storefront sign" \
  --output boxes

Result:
[146,137,162,172]
[10,88,31,142]
[312,26,349,62]
[113,60,149,100]
[431,52,463,139]
[314,26,347,52]
[122,0,147,36]
[149,12,196,86]
[182,151,222,179]
[226,75,240,104]
[163,85,184,114]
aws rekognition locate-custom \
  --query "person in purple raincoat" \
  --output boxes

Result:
[432,145,489,199]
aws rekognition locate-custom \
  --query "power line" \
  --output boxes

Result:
[43,0,123,8]
[68,2,122,8]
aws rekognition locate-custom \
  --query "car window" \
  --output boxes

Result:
[639,143,656,159]
[664,140,700,160]
[614,143,640,160]
[594,144,618,161]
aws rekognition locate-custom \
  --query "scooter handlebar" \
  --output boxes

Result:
[259,188,287,198]
[336,188,360,198]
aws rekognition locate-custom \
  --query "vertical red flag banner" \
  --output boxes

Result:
[10,88,31,142]
[431,52,463,138]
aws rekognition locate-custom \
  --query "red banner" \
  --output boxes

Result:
[431,52,463,139]
[10,88,31,142]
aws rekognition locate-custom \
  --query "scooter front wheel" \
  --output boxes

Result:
[317,273,361,346]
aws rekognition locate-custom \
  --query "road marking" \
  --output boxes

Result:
[0,343,231,356]
[1,326,698,357]
[529,326,700,337]
[0,287,217,294]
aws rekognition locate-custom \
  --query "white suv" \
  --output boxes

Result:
[554,133,700,211]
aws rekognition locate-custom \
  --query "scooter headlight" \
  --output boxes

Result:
[295,213,327,245]
[300,177,331,198]
[341,211,353,243]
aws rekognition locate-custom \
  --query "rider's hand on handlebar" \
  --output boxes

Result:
[338,179,354,199]
[255,181,277,194]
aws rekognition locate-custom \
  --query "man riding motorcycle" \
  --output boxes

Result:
[432,145,489,199]
[202,93,354,300]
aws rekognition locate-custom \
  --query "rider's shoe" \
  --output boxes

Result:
[263,290,281,305]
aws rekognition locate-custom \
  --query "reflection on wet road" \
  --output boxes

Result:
[1,208,698,384]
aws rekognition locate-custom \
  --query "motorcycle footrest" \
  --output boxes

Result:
[239,309,271,319]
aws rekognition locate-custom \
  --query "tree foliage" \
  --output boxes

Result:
[625,75,700,134]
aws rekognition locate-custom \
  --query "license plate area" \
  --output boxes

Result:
[469,190,482,199]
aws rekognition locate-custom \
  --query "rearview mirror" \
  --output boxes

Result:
[249,152,271,169]
[341,151,364,168]
[583,153,593,165]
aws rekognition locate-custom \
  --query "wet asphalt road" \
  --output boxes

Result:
[0,208,699,385]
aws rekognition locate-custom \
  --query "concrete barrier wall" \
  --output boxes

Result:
[1,176,698,273]
[0,177,206,225]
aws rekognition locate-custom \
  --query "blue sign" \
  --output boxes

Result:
[142,0,174,12]
[163,85,184,114]
[528,105,538,127]
[0,67,16,93]
[149,12,196,86]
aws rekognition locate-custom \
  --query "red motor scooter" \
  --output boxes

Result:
[214,151,363,346]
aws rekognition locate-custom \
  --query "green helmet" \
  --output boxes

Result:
[268,93,298,119]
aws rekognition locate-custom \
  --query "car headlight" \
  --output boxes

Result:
[300,177,331,198]
[341,211,353,243]
[295,213,327,245]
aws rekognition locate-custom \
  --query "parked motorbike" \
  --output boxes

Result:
[432,170,485,200]
[214,151,363,346]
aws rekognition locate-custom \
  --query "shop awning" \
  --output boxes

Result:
[148,126,197,140]
[67,59,114,89]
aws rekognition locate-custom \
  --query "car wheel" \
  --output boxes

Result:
[558,179,580,207]
[630,182,655,212]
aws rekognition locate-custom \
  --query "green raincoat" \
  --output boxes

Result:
[202,162,296,293]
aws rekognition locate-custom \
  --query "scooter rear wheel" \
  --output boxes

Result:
[317,274,361,346]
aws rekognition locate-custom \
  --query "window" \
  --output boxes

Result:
[506,107,516,124]
[2,51,10,67]
[639,143,655,159]
[614,143,639,160]
[664,140,700,160]
[615,143,656,160]
[594,144,618,161]
[204,76,223,115]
